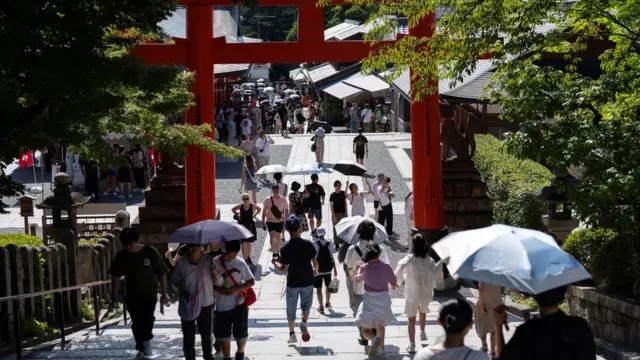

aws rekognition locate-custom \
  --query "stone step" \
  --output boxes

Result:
[143,186,185,206]
[138,205,186,222]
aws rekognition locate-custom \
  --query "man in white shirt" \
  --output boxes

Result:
[368,173,385,221]
[361,104,374,133]
[251,106,262,133]
[255,131,274,179]
[376,177,395,237]
[241,116,252,140]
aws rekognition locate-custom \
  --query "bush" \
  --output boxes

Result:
[473,135,553,229]
[0,233,43,247]
[562,228,616,273]
[79,238,100,247]
[591,235,636,294]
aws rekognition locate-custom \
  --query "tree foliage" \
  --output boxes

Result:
[0,0,240,212]
[348,0,640,263]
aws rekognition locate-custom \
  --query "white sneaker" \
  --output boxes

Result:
[420,331,428,341]
[406,342,416,354]
[103,191,110,196]
[142,341,153,356]
[369,336,381,356]
[288,333,298,343]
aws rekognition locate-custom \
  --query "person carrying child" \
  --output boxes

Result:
[354,243,398,357]
[312,228,338,314]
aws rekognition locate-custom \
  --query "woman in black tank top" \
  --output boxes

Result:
[232,195,261,266]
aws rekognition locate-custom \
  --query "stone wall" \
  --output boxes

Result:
[0,235,116,342]
[567,286,640,348]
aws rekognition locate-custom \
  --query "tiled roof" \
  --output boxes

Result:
[158,7,238,39]
[290,63,339,83]
[325,17,410,41]
[324,20,361,40]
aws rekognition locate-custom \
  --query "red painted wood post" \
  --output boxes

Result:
[409,12,448,243]
[185,5,217,224]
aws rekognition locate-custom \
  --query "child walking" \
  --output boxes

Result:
[312,228,338,314]
[354,243,398,356]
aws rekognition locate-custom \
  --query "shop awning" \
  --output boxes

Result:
[323,82,363,99]
[343,75,390,93]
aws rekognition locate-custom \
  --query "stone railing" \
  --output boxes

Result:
[0,232,118,342]
[567,286,640,348]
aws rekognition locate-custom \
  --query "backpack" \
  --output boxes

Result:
[316,241,334,273]
[270,196,282,219]
[178,260,204,321]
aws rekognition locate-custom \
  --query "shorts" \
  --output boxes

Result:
[285,286,314,321]
[404,300,431,317]
[308,208,323,220]
[355,149,365,160]
[314,274,331,289]
[214,305,249,342]
[266,221,284,233]
[373,201,380,211]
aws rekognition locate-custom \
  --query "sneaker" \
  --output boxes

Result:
[214,350,223,358]
[369,336,381,356]
[420,331,428,341]
[480,344,488,352]
[142,341,153,356]
[325,302,332,308]
[288,333,298,343]
[406,342,416,354]
[300,321,310,342]
[317,305,324,314]
[358,339,369,346]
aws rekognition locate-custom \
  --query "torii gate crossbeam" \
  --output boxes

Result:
[132,0,447,242]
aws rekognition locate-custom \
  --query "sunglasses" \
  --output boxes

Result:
[242,198,250,201]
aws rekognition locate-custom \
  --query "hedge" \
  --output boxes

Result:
[473,134,553,229]
[562,228,617,274]
[0,233,44,247]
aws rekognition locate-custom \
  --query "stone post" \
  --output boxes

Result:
[20,246,35,317]
[40,246,56,324]
[6,244,24,338]
[0,247,12,341]
[32,247,46,321]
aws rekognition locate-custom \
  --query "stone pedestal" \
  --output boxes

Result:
[442,158,493,232]
[542,215,579,244]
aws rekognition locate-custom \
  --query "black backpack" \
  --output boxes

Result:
[316,241,334,273]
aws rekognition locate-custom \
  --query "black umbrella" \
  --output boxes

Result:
[332,160,367,177]
[309,120,333,134]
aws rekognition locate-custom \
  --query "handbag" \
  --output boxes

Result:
[270,196,282,218]
[219,257,257,307]
[310,143,316,152]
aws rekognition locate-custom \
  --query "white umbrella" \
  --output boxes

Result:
[432,225,589,294]
[256,79,266,83]
[169,220,253,245]
[290,94,301,98]
[287,164,328,175]
[256,164,288,175]
[264,87,275,92]
[284,89,295,94]
[335,216,388,245]
[245,83,256,88]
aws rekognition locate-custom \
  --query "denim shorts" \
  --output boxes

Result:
[308,208,323,220]
[285,286,314,321]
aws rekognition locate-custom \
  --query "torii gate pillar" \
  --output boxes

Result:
[410,13,449,244]
[185,5,216,224]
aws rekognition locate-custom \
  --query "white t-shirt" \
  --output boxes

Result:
[414,346,489,360]
[348,192,366,217]
[377,184,393,207]
[242,119,252,136]
[361,108,373,123]
[133,150,144,168]
[211,256,254,312]
[255,138,271,157]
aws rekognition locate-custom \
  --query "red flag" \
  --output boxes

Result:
[19,151,33,168]
[148,149,157,166]
[156,151,161,163]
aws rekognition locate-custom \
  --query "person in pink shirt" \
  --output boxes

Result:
[262,185,289,261]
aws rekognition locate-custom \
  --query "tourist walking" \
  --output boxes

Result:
[104,144,120,196]
[349,103,359,133]
[231,194,261,266]
[414,299,489,360]
[172,244,216,360]
[361,104,374,133]
[240,155,258,205]
[374,104,384,132]
[347,183,367,217]
[132,144,146,192]
[212,240,255,360]
[353,129,368,165]
[313,127,326,167]
[239,135,255,157]
[376,177,395,237]
[329,180,348,248]
[234,109,243,141]
[117,146,133,199]
[353,243,398,356]
[274,172,288,196]
[241,115,253,140]
[109,228,168,358]
[272,216,319,343]
[262,185,289,261]
[395,233,442,354]
[255,131,274,171]
[369,173,385,221]
[304,173,326,234]
[288,181,309,233]
[475,282,503,358]
[492,285,596,359]
[312,228,337,314]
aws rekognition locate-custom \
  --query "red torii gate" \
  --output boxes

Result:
[132,0,445,240]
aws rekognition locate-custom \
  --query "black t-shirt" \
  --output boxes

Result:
[500,311,596,360]
[109,246,168,298]
[279,238,317,288]
[330,191,347,213]
[305,183,325,210]
[353,135,368,151]
[234,114,243,126]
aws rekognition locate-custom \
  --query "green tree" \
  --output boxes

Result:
[0,1,241,212]
[348,0,640,282]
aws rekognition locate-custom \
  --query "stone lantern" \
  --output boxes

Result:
[36,172,89,320]
[537,169,580,243]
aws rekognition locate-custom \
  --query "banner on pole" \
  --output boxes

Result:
[19,151,34,168]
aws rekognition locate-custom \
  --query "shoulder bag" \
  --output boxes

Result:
[178,261,203,321]
[218,256,257,307]
[270,196,282,219]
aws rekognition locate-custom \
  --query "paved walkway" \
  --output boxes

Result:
[6,133,527,360]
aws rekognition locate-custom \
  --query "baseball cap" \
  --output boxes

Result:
[315,228,326,237]
[285,215,301,231]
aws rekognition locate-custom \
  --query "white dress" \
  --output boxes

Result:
[348,192,366,217]
[394,254,442,315]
